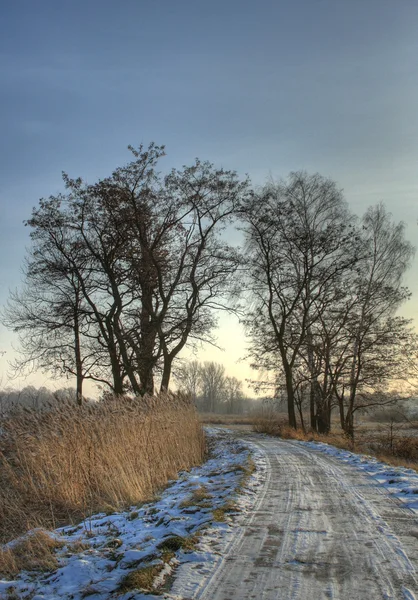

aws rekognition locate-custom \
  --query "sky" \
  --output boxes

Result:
[1,0,418,394]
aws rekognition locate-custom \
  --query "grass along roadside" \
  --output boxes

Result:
[0,393,205,572]
[0,429,263,599]
[253,412,418,469]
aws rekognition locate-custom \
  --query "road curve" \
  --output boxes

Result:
[179,434,418,600]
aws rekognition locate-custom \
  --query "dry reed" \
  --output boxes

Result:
[0,393,205,547]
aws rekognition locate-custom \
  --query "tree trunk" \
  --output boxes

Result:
[137,282,156,396]
[108,321,137,395]
[297,400,305,433]
[342,388,356,440]
[338,395,345,430]
[110,353,124,395]
[138,365,154,396]
[283,363,297,428]
[113,341,141,395]
[160,355,172,392]
[316,401,330,434]
[344,336,360,439]
[306,327,318,431]
[310,384,316,431]
[344,409,355,441]
[73,305,83,406]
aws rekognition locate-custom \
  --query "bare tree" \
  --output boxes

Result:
[4,144,249,399]
[224,375,244,413]
[240,172,358,429]
[174,359,202,402]
[200,361,227,412]
[62,149,247,394]
[2,225,104,403]
[155,160,248,391]
[330,204,416,437]
[242,188,416,437]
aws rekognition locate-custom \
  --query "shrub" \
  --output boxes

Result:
[392,437,418,460]
[252,411,286,436]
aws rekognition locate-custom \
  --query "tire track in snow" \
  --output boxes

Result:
[175,434,418,600]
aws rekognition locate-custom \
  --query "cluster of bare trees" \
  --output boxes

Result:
[2,147,416,433]
[240,173,416,437]
[3,144,250,402]
[175,360,246,414]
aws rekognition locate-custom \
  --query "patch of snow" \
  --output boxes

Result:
[0,428,266,600]
[299,440,418,512]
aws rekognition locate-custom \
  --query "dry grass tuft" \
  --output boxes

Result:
[212,508,227,522]
[234,459,256,476]
[0,393,205,549]
[253,411,287,436]
[157,534,199,554]
[179,484,213,508]
[386,437,418,461]
[213,500,237,522]
[191,485,212,503]
[0,530,63,578]
[118,563,165,593]
[236,457,257,495]
[253,412,359,449]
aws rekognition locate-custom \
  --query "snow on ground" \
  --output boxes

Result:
[3,428,418,599]
[186,434,418,600]
[299,439,418,512]
[0,428,266,600]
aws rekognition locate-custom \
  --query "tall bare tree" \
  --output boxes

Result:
[4,144,249,398]
[2,215,110,403]
[174,360,202,403]
[331,204,416,437]
[240,172,359,429]
[200,361,227,412]
[224,375,244,413]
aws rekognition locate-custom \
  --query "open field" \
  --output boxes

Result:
[199,411,418,467]
[199,413,256,426]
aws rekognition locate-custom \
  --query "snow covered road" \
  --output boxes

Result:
[174,434,418,600]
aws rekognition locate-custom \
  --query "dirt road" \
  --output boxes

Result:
[174,434,418,600]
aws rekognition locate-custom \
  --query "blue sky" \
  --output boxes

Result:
[1,0,418,391]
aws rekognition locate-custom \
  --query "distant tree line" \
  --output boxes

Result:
[2,144,417,437]
[0,386,81,417]
[174,360,253,414]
